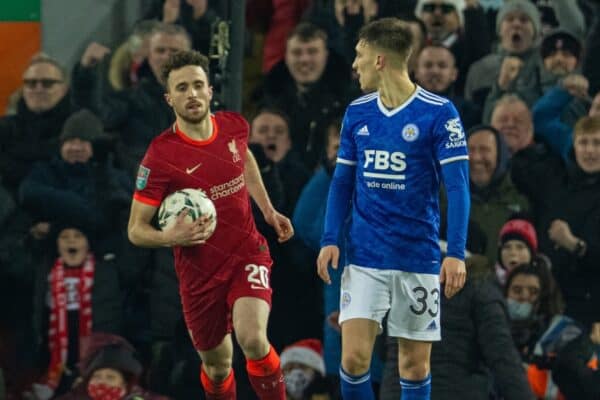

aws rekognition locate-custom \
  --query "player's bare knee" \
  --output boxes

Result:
[236,332,269,358]
[341,350,371,375]
[203,360,232,382]
[398,358,430,381]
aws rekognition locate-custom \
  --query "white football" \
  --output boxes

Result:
[157,188,217,237]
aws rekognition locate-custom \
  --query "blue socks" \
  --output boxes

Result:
[400,374,431,400]
[339,367,375,400]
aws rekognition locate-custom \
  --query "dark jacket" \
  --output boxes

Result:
[512,145,600,325]
[255,54,350,170]
[552,333,600,400]
[18,158,132,238]
[380,260,534,400]
[0,96,74,195]
[55,384,168,400]
[71,64,175,173]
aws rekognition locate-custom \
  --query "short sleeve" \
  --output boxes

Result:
[336,109,357,166]
[133,144,171,207]
[433,102,469,166]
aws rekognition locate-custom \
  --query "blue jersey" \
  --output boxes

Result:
[335,87,469,274]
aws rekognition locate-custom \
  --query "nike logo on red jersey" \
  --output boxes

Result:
[186,163,202,174]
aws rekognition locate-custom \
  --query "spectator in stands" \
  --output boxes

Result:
[532,73,593,163]
[466,125,529,262]
[30,223,125,398]
[552,322,600,399]
[503,261,581,399]
[280,339,334,400]
[414,44,481,128]
[482,27,586,122]
[495,218,538,286]
[0,55,72,197]
[465,0,542,107]
[490,94,535,155]
[144,0,218,55]
[511,115,600,327]
[72,23,191,174]
[380,255,534,400]
[254,22,350,170]
[55,332,167,400]
[18,109,132,246]
[415,0,491,94]
[249,107,311,216]
[108,20,159,91]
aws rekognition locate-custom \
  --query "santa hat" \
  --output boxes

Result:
[280,339,325,375]
[498,219,538,254]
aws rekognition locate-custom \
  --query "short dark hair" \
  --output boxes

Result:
[287,21,328,43]
[161,50,210,86]
[252,107,291,130]
[358,17,414,65]
[574,115,600,139]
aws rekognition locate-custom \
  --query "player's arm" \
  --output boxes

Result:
[244,148,294,242]
[127,199,207,247]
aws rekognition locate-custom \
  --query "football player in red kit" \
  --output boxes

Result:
[127,50,293,400]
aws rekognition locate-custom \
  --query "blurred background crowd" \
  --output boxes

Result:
[0,0,599,399]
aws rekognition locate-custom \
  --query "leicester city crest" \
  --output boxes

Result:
[402,123,419,142]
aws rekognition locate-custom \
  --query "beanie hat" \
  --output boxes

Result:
[280,339,325,375]
[79,333,142,379]
[499,219,538,254]
[541,28,582,61]
[59,109,106,143]
[496,0,541,39]
[415,0,466,25]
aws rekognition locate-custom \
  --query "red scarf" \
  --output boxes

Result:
[46,254,95,387]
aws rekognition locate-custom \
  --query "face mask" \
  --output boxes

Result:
[87,382,126,400]
[507,298,534,321]
[284,368,315,399]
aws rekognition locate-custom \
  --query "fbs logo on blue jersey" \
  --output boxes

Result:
[136,165,150,190]
[444,118,466,149]
[402,123,420,142]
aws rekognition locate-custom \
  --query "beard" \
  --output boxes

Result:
[175,105,210,124]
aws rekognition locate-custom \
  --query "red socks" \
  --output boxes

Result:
[200,367,236,400]
[246,345,286,400]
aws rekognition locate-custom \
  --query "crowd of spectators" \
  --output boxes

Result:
[1,0,599,399]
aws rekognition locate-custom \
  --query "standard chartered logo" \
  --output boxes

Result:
[363,150,406,179]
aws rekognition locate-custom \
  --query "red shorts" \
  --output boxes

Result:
[181,256,273,351]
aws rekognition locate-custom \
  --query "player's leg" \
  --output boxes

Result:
[397,338,432,400]
[232,296,285,400]
[198,334,237,400]
[340,318,379,399]
[388,270,440,400]
[338,265,392,399]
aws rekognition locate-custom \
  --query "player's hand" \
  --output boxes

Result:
[317,245,339,285]
[80,42,111,67]
[164,210,212,246]
[439,257,466,299]
[264,209,294,242]
[498,56,523,90]
[327,310,341,333]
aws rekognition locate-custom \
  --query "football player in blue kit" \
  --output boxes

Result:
[317,18,470,400]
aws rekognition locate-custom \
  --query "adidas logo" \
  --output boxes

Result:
[357,125,370,136]
[426,320,437,331]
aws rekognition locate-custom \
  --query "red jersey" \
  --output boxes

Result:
[133,111,271,291]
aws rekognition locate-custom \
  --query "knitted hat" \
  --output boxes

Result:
[280,339,325,375]
[79,333,142,379]
[59,109,106,143]
[541,28,582,61]
[496,0,541,39]
[499,219,538,254]
[415,0,466,25]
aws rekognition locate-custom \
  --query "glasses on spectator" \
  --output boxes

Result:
[23,78,63,89]
[422,3,456,14]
